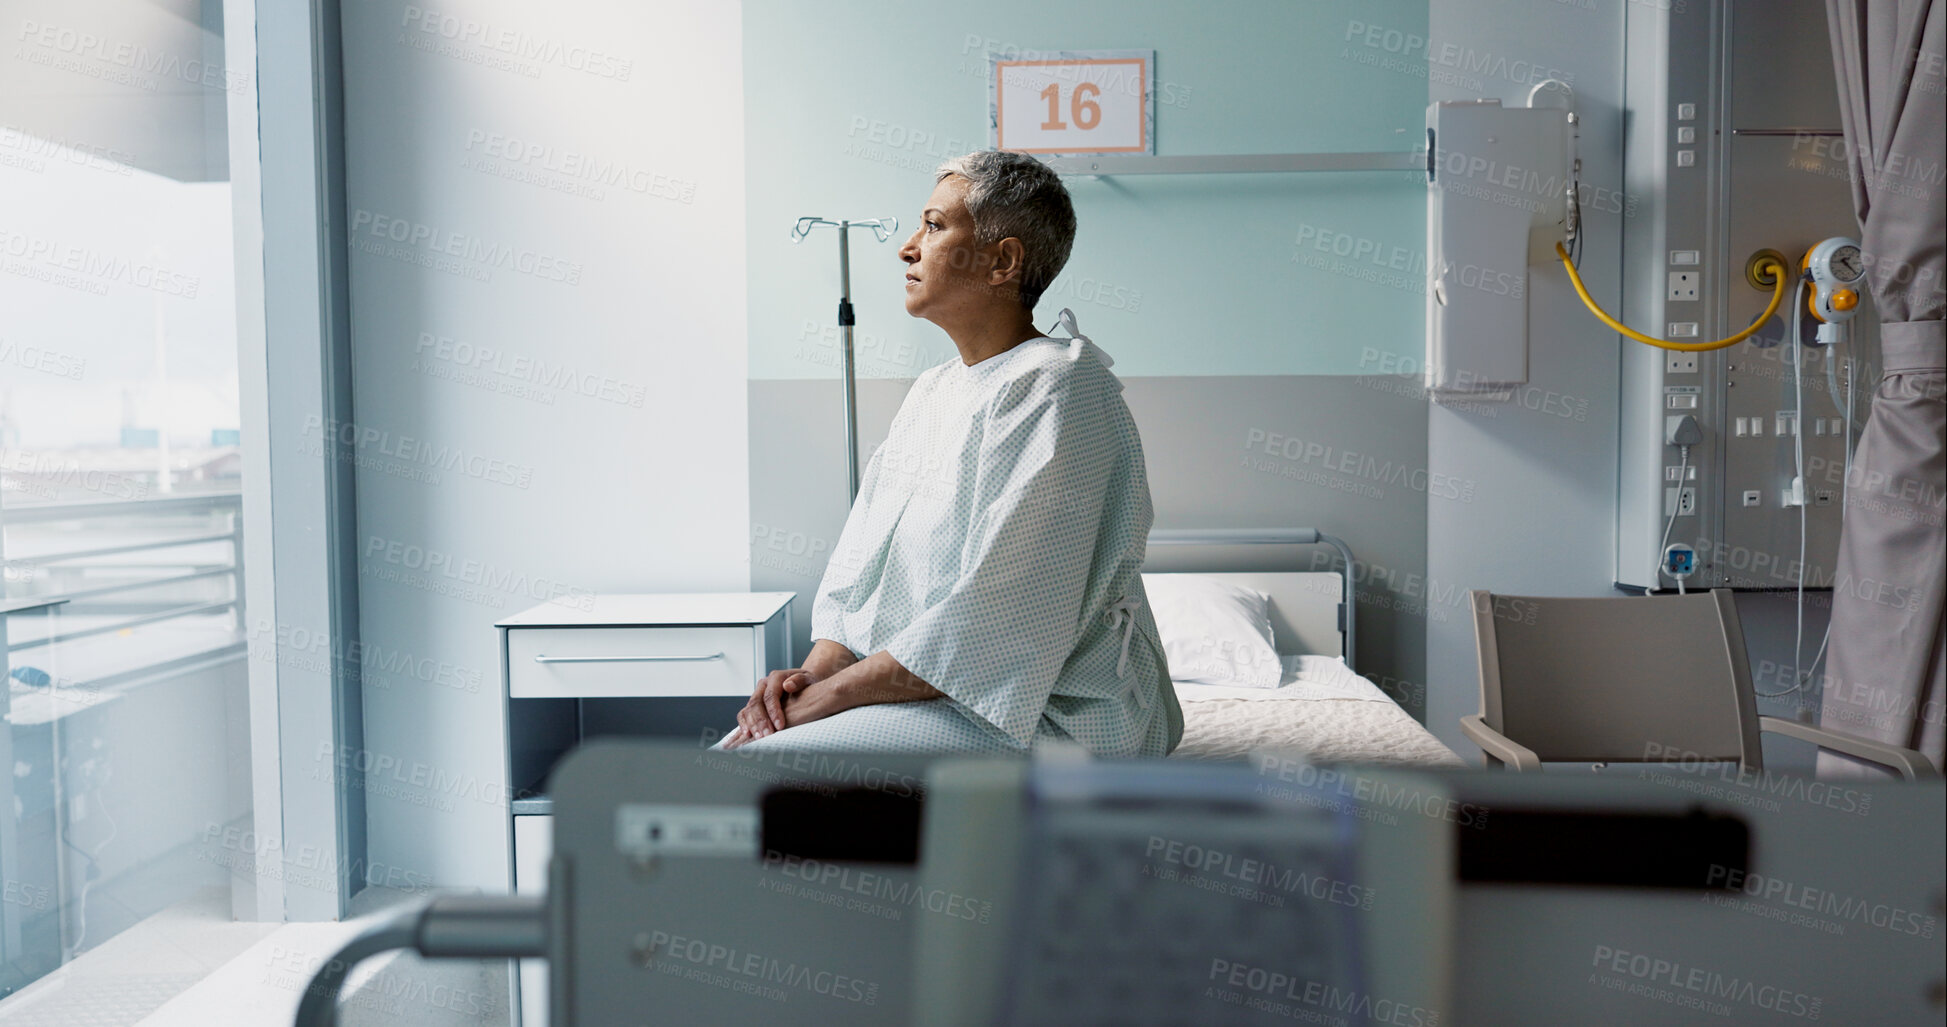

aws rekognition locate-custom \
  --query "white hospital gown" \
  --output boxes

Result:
[733,312,1181,757]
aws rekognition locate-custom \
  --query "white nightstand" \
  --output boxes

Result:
[496,592,794,1026]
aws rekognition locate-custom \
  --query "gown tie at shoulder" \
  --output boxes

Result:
[1053,307,1114,369]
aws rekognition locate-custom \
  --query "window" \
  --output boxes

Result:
[0,0,258,1007]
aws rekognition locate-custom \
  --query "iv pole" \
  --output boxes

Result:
[789,216,898,503]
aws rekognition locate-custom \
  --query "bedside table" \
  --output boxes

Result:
[496,592,794,1026]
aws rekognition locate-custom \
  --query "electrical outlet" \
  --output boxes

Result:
[1666,349,1699,374]
[1667,271,1700,301]
[1664,486,1698,517]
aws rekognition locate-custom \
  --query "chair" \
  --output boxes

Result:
[1458,589,1938,779]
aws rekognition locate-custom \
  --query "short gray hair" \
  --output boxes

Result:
[935,150,1076,311]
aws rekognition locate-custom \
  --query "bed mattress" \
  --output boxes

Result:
[1169,655,1465,766]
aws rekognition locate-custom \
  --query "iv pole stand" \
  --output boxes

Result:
[790,216,897,503]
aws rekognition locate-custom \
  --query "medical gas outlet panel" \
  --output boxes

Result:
[1616,0,1876,591]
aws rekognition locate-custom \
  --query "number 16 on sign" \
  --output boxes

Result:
[990,50,1154,155]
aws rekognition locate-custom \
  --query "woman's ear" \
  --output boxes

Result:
[988,237,1027,286]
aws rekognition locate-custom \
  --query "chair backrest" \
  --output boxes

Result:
[1471,589,1763,768]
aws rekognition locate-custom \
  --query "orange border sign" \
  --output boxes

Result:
[994,56,1152,155]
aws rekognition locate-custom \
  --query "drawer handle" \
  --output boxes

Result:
[533,652,726,664]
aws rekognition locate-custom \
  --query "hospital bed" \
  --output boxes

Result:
[1144,529,1462,767]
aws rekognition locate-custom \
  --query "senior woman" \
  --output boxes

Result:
[718,150,1180,757]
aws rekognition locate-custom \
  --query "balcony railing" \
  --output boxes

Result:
[2,492,244,691]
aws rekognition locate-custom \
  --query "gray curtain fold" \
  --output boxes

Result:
[1818,0,1946,778]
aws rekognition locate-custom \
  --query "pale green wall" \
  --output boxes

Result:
[745,0,1430,379]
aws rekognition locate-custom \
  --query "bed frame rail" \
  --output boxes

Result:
[1146,528,1358,672]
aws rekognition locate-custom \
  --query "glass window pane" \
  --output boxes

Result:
[0,0,256,1009]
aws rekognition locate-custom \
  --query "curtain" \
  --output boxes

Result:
[1818,0,1946,778]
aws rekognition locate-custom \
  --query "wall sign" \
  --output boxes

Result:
[989,49,1154,155]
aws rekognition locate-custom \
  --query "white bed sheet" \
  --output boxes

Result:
[1170,656,1465,766]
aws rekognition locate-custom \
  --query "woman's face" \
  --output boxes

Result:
[898,175,1010,324]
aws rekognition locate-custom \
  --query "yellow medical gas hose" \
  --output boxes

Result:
[1555,242,1788,352]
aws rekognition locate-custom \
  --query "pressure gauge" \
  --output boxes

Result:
[1803,236,1866,344]
[1828,244,1863,283]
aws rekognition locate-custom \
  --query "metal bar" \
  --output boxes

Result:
[0,491,241,524]
[1041,152,1424,176]
[13,598,239,651]
[3,530,237,567]
[25,565,235,605]
[0,500,18,962]
[230,511,246,644]
[838,225,860,502]
[1729,128,1843,136]
[36,642,247,701]
[789,220,895,504]
[532,652,724,664]
[0,597,69,616]
[1148,528,1322,546]
[1317,532,1358,673]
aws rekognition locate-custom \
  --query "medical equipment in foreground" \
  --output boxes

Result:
[294,742,1943,1026]
[788,215,898,502]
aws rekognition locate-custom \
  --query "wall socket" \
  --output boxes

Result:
[1666,349,1699,374]
[1664,486,1697,516]
[1667,270,1700,301]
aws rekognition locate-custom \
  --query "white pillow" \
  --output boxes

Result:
[1140,573,1284,688]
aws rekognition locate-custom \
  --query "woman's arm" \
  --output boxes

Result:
[726,649,944,746]
[780,650,944,728]
[723,649,938,747]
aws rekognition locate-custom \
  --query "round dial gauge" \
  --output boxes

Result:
[1830,244,1864,282]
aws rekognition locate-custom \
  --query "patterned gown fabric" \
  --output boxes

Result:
[730,315,1182,756]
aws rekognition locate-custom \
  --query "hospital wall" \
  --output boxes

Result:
[1423,0,1833,771]
[336,2,751,890]
[744,0,1438,713]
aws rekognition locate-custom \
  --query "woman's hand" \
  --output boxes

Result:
[777,650,939,728]
[738,667,811,742]
[726,647,936,748]
[722,676,860,749]
[736,640,861,742]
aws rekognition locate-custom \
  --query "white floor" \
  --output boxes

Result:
[0,887,514,1027]
[0,888,275,1026]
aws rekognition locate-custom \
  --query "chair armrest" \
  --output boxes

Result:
[1758,716,1941,781]
[1459,714,1541,771]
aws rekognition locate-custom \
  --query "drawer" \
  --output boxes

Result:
[507,626,755,698]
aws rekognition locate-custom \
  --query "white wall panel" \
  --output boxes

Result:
[338,0,749,890]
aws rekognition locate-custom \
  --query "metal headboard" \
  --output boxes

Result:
[1145,528,1358,672]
